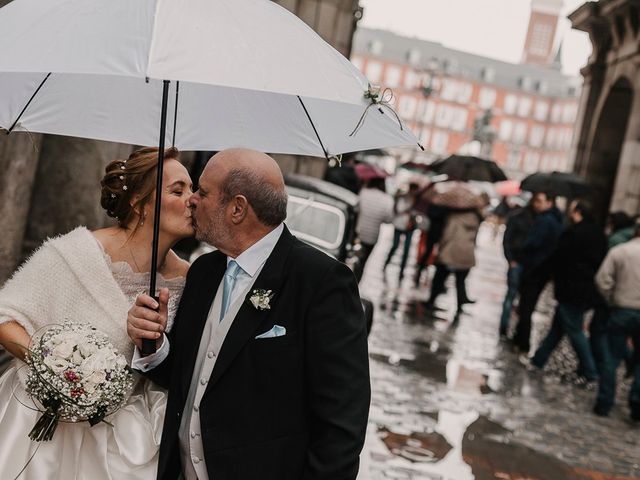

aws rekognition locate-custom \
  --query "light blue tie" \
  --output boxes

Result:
[220,260,241,321]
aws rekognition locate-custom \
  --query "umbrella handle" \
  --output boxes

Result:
[141,295,160,356]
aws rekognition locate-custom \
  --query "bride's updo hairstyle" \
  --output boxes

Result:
[100,147,181,230]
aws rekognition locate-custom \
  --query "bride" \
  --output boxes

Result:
[0,146,193,479]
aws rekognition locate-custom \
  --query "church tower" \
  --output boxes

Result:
[522,0,564,68]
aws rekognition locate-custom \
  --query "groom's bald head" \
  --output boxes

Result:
[190,149,287,256]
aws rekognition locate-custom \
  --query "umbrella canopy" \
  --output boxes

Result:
[354,162,388,180]
[520,171,591,198]
[0,0,419,156]
[429,155,507,183]
[422,181,488,210]
[495,180,521,197]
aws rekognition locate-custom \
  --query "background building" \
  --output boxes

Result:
[0,0,362,284]
[351,1,581,177]
[570,0,640,220]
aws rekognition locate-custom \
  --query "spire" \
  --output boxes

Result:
[552,41,563,71]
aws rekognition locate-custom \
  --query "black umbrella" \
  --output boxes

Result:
[429,155,507,183]
[520,171,591,198]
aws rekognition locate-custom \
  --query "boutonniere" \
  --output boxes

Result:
[249,289,274,311]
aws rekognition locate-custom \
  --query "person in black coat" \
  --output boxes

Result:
[529,200,608,381]
[511,192,564,353]
[128,149,370,480]
[499,204,535,337]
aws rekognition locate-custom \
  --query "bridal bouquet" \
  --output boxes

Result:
[24,322,134,442]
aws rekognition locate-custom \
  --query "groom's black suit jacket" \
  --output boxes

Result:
[146,226,371,480]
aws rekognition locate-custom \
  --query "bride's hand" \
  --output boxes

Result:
[127,288,169,351]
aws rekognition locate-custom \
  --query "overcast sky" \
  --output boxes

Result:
[359,0,591,76]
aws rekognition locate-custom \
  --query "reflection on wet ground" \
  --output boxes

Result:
[358,224,640,480]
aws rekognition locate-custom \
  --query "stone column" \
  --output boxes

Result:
[0,133,43,284]
[23,136,133,252]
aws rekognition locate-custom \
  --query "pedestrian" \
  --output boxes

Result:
[127,149,371,479]
[422,204,485,315]
[593,219,640,421]
[414,203,448,287]
[383,183,419,281]
[606,211,636,249]
[499,201,535,338]
[511,192,563,354]
[354,177,394,282]
[590,211,636,377]
[528,200,607,384]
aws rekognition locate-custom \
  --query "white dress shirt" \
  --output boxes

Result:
[132,224,284,479]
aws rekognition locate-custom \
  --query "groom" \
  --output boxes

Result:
[127,149,371,480]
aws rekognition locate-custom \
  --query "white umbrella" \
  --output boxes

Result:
[0,0,419,155]
[0,0,420,351]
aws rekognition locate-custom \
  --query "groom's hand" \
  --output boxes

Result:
[127,288,169,350]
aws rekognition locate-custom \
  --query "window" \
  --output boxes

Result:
[420,128,431,145]
[504,94,518,115]
[529,125,545,147]
[435,104,453,128]
[517,97,532,117]
[507,149,521,169]
[534,101,549,122]
[398,95,418,119]
[479,88,497,109]
[422,100,436,124]
[368,40,382,55]
[499,119,513,142]
[440,79,458,101]
[407,49,421,65]
[458,83,473,103]
[551,103,562,123]
[451,108,468,131]
[545,128,557,148]
[524,151,541,173]
[562,104,577,124]
[404,69,420,89]
[431,130,450,154]
[366,61,383,83]
[384,65,402,88]
[513,122,528,144]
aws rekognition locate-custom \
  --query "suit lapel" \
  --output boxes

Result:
[178,252,227,397]
[207,227,295,388]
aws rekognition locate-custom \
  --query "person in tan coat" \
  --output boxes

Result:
[423,209,484,315]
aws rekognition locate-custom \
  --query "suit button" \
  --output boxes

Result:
[207,351,215,359]
[193,405,199,412]
[200,378,207,385]
[193,457,201,464]
[191,431,197,439]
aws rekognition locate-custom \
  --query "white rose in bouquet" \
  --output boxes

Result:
[52,340,75,359]
[43,355,70,374]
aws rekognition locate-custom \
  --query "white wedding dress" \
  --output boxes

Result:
[0,227,185,479]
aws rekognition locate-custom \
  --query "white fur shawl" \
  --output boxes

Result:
[0,227,135,360]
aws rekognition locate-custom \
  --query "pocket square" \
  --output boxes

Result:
[255,325,286,339]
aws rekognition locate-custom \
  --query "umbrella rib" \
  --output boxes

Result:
[171,81,180,148]
[6,72,52,135]
[297,96,329,160]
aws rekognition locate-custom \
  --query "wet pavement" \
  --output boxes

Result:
[357,224,640,480]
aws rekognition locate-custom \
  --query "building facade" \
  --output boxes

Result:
[0,0,362,284]
[350,24,581,178]
[570,0,640,219]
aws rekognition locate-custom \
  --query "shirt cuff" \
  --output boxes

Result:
[131,335,170,372]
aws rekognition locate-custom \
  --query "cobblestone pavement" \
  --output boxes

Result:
[357,224,640,480]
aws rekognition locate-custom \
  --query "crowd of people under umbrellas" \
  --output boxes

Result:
[327,155,640,424]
